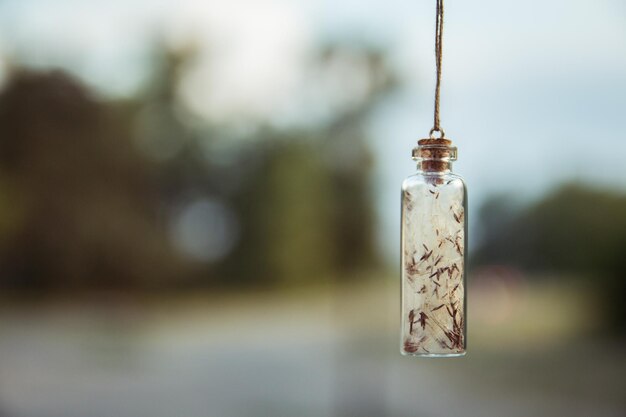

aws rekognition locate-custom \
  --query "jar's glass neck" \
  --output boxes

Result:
[416,159,453,173]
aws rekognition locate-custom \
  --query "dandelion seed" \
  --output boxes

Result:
[418,312,428,330]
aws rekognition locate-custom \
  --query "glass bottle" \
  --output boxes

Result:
[401,138,467,357]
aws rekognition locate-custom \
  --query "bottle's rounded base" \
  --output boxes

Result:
[401,351,466,358]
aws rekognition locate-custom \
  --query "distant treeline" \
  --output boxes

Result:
[474,184,626,333]
[0,44,395,290]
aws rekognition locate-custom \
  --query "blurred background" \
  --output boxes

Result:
[0,0,624,416]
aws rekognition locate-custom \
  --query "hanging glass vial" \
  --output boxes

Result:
[401,137,467,357]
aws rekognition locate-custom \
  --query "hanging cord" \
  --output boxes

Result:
[429,0,445,139]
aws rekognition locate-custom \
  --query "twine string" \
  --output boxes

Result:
[431,0,445,139]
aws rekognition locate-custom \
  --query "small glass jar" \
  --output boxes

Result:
[401,138,467,357]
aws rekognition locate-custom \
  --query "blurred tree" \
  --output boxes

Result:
[0,69,184,290]
[320,46,394,276]
[0,41,396,290]
[219,45,395,285]
[222,137,334,286]
[474,184,626,333]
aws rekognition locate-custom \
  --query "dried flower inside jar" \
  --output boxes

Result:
[401,138,467,357]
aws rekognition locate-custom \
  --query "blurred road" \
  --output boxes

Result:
[0,283,624,417]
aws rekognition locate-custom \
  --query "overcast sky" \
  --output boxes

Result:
[0,0,624,257]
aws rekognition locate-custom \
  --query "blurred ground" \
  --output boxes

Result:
[0,278,623,417]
